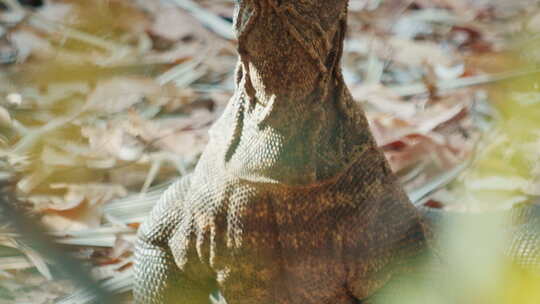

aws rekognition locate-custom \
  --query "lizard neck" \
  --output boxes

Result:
[233,0,348,110]
[206,0,377,186]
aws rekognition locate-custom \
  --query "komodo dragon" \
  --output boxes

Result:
[133,1,540,303]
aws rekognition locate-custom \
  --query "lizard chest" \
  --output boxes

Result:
[170,159,423,303]
[178,178,365,302]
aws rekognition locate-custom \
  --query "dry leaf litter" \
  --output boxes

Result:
[0,0,539,302]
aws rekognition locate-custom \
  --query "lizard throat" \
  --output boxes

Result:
[206,0,375,186]
[207,74,375,187]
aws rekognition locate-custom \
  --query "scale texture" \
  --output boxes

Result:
[133,1,540,303]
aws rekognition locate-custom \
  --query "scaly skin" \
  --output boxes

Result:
[133,1,428,303]
[133,1,540,303]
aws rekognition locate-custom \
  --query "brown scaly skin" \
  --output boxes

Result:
[133,1,428,303]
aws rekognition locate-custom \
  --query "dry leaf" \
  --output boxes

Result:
[82,123,144,162]
[37,2,73,23]
[31,183,127,231]
[46,183,127,211]
[415,103,466,133]
[127,109,214,158]
[85,77,164,114]
[388,37,454,67]
[149,7,204,41]
[352,84,417,118]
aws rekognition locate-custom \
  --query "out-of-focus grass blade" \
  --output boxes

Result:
[55,269,133,304]
[408,162,469,206]
[51,226,136,247]
[0,256,33,271]
[103,181,173,224]
[166,0,235,40]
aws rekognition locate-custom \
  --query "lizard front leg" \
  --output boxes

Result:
[134,238,191,303]
[133,175,215,303]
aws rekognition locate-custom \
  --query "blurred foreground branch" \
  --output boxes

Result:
[0,182,118,304]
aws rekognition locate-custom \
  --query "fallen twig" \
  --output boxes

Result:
[390,68,540,97]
